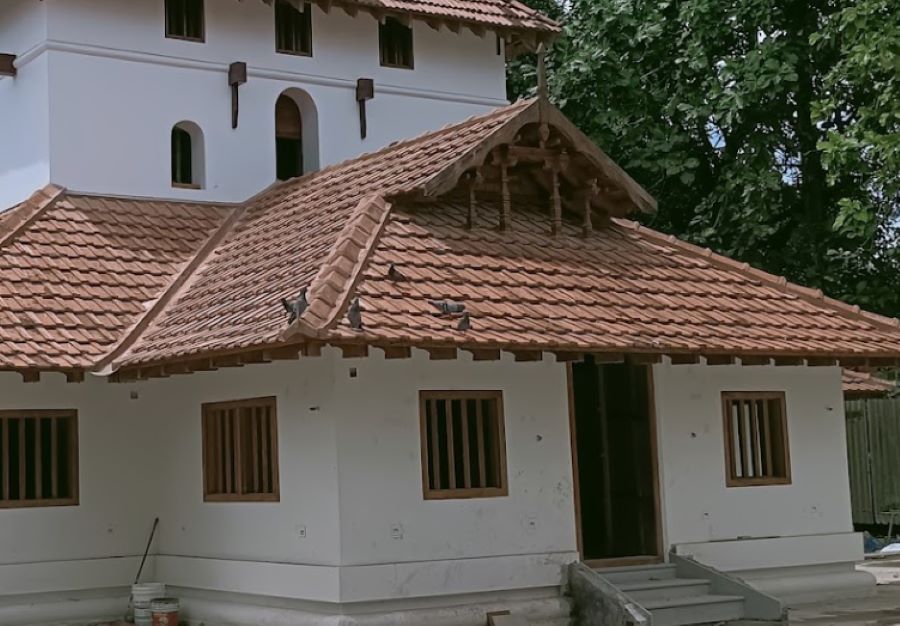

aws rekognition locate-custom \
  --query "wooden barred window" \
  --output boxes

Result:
[379,17,414,69]
[165,0,205,42]
[202,397,279,502]
[0,411,78,509]
[420,391,508,500]
[275,0,313,56]
[722,392,791,487]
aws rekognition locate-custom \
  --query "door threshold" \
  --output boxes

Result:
[585,555,664,569]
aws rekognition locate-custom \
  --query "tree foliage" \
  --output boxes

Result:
[511,0,900,316]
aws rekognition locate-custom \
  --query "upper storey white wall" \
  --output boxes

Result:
[0,0,509,207]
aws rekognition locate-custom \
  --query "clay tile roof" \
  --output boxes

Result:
[116,100,534,368]
[305,200,900,359]
[257,0,560,36]
[340,0,560,33]
[0,188,234,371]
[843,370,897,398]
[5,99,900,376]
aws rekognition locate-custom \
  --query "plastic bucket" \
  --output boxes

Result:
[134,604,153,626]
[151,597,180,626]
[132,582,166,607]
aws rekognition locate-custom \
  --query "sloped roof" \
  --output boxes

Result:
[3,99,900,378]
[269,0,560,37]
[843,370,897,398]
[0,189,233,372]
[302,200,900,359]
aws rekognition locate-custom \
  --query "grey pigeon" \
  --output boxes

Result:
[347,298,364,330]
[429,299,466,316]
[457,312,472,331]
[281,288,309,324]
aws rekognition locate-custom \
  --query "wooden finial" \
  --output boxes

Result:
[500,163,511,232]
[582,180,597,237]
[546,159,562,236]
[466,169,483,230]
[537,43,548,101]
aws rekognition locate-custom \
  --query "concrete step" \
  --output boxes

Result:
[597,563,677,585]
[618,577,712,602]
[642,594,745,626]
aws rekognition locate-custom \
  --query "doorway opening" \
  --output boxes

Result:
[571,359,662,565]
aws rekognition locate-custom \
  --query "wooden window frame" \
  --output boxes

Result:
[202,397,280,503]
[379,17,414,70]
[165,0,205,43]
[275,0,313,57]
[722,391,791,488]
[419,390,508,501]
[0,410,79,510]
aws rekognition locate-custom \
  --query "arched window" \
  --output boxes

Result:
[275,89,319,181]
[171,121,204,189]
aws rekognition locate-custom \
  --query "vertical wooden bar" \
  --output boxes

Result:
[215,410,224,494]
[445,400,456,490]
[18,418,26,500]
[1,418,8,501]
[750,400,761,478]
[762,399,774,476]
[251,407,260,493]
[231,409,241,496]
[467,180,477,230]
[34,418,42,500]
[476,400,486,488]
[224,410,233,494]
[739,401,751,479]
[0,417,10,501]
[50,417,58,499]
[460,401,471,489]
[267,403,279,497]
[429,401,441,490]
[260,407,270,493]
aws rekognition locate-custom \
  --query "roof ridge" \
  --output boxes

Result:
[0,185,66,249]
[615,218,900,335]
[281,194,394,340]
[93,202,248,374]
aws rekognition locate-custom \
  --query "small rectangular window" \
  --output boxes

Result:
[166,0,204,42]
[379,17,414,69]
[722,392,791,487]
[0,410,79,509]
[202,397,279,502]
[420,391,507,500]
[275,0,313,56]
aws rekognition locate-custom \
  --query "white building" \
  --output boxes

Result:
[1,2,897,625]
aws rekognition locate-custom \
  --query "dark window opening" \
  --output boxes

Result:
[165,0,204,42]
[420,391,507,500]
[171,126,194,187]
[0,411,78,509]
[379,17,414,69]
[275,0,312,56]
[276,95,303,180]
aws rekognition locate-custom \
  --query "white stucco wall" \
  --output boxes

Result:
[0,0,508,208]
[0,2,50,210]
[0,357,863,616]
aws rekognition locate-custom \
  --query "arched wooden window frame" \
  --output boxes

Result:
[171,121,205,189]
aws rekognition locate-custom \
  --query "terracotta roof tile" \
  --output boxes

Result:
[0,191,233,370]
[843,370,897,398]
[337,0,560,33]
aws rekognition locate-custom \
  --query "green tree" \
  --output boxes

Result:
[511,0,900,316]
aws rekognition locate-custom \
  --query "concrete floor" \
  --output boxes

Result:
[788,560,900,625]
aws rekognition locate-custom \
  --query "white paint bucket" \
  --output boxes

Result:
[132,582,166,607]
[151,597,180,626]
[134,604,153,626]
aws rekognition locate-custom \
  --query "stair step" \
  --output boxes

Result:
[597,563,677,584]
[619,577,711,601]
[643,594,745,626]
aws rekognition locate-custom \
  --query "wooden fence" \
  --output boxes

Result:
[846,397,900,526]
